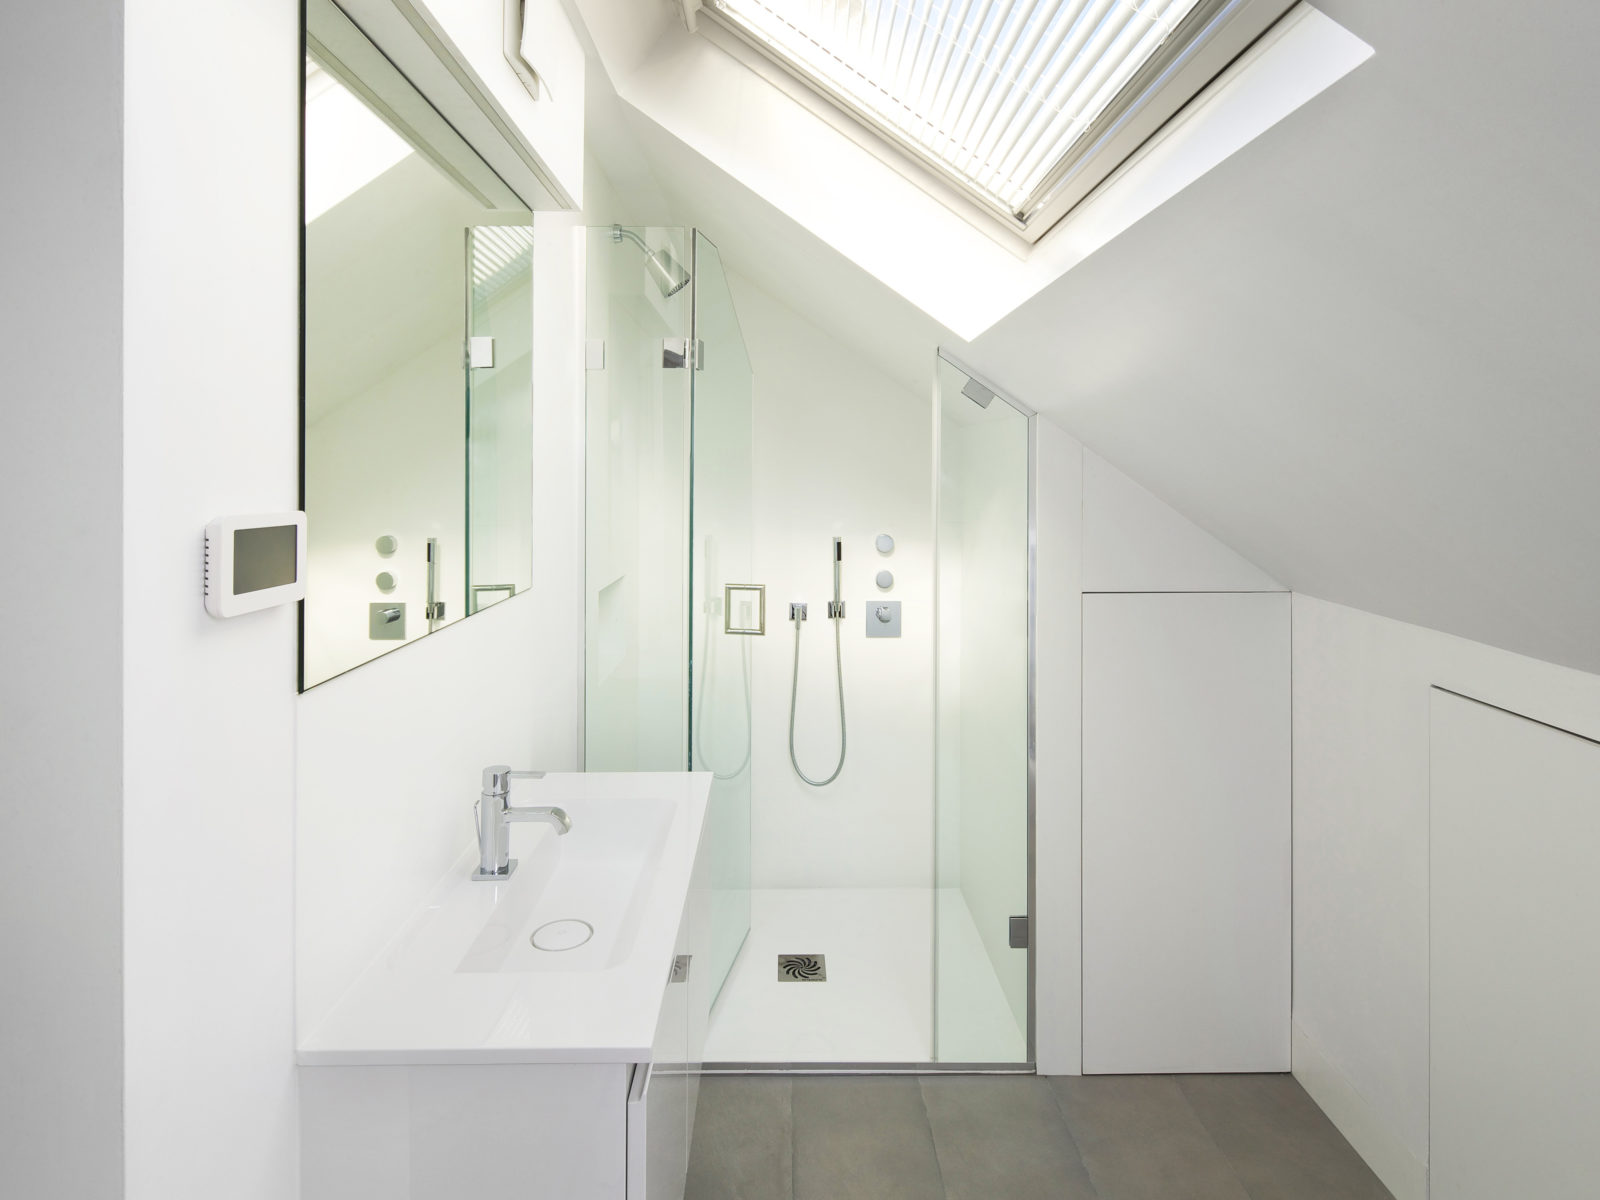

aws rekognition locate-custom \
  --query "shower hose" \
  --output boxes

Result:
[789,611,846,786]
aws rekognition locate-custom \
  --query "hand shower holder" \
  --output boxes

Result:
[827,600,846,619]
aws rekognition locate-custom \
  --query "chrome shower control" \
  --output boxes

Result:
[876,533,894,554]
[866,600,901,638]
[876,570,893,590]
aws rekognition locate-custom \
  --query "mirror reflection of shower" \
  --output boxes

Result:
[611,224,691,297]
[789,537,847,787]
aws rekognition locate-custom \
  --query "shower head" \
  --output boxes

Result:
[612,225,692,298]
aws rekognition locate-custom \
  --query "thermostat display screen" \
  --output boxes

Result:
[234,525,298,594]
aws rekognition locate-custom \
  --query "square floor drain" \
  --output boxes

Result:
[777,954,827,981]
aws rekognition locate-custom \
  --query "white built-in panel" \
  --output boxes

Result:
[1083,451,1283,592]
[1430,690,1600,1199]
[1083,591,1290,1073]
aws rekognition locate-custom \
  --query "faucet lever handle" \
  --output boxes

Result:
[481,765,547,795]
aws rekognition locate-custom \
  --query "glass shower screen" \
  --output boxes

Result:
[582,226,753,1009]
[934,354,1032,1064]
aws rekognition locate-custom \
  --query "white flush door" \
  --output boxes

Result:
[1430,689,1600,1199]
[1082,591,1290,1074]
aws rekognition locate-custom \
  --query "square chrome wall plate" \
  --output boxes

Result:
[724,584,766,635]
[866,600,901,638]
[369,602,406,639]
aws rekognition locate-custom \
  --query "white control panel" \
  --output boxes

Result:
[203,512,307,618]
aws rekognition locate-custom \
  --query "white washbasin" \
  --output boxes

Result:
[297,771,711,1066]
[457,793,675,974]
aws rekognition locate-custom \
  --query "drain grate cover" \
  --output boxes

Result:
[777,953,826,981]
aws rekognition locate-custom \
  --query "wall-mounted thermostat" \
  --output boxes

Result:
[204,512,307,618]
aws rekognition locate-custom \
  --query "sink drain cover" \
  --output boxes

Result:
[530,919,594,951]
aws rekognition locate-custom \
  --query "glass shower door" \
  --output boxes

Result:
[689,231,754,1004]
[934,353,1032,1063]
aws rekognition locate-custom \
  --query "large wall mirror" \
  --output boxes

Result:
[301,0,535,689]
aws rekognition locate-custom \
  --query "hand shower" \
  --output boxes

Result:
[828,537,844,619]
[790,537,847,787]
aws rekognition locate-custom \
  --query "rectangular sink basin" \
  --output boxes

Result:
[296,771,712,1066]
[457,794,675,973]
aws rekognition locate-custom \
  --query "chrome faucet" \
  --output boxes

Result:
[472,765,571,880]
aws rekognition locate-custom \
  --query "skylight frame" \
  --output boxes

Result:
[701,0,1297,243]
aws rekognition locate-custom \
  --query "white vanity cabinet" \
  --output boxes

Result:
[302,899,709,1200]
[299,773,715,1200]
[627,824,711,1199]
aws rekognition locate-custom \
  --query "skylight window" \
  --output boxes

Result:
[704,0,1294,239]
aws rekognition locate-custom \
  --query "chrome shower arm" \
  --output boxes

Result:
[611,224,650,254]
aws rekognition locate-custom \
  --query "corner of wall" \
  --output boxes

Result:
[1292,1021,1428,1200]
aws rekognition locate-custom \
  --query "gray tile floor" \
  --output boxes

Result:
[686,1074,1393,1200]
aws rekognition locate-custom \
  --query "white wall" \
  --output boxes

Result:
[121,1,302,1196]
[1082,452,1282,592]
[0,3,125,1196]
[1291,594,1600,1200]
[297,205,586,1039]
[730,270,936,890]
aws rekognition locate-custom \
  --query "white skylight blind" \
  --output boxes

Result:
[705,0,1282,235]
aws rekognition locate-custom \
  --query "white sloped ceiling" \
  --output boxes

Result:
[579,0,1600,675]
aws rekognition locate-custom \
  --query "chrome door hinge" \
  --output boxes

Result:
[1009,915,1030,949]
[670,954,692,984]
[662,338,706,370]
